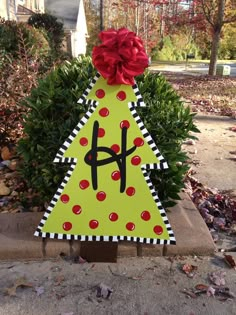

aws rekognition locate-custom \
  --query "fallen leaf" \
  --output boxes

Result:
[215,287,236,299]
[183,140,196,145]
[182,263,198,278]
[181,289,197,298]
[54,275,65,286]
[209,271,226,286]
[207,286,215,297]
[229,126,236,132]
[5,277,33,296]
[195,284,208,291]
[35,286,44,296]
[224,254,236,269]
[96,283,113,299]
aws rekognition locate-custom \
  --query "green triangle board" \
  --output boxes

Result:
[35,74,176,245]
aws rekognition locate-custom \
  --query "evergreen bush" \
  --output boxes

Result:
[0,18,50,62]
[18,56,199,208]
[28,13,64,55]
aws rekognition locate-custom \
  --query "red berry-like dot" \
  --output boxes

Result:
[126,187,136,196]
[111,170,121,181]
[126,222,135,231]
[153,225,163,235]
[131,155,141,166]
[98,128,105,137]
[89,220,99,229]
[141,210,151,221]
[60,194,70,203]
[134,137,144,147]
[116,91,126,101]
[109,212,119,222]
[63,221,72,231]
[72,205,82,215]
[111,144,120,153]
[96,89,105,98]
[96,191,106,201]
[79,180,90,190]
[79,137,88,146]
[99,107,109,117]
[120,120,130,129]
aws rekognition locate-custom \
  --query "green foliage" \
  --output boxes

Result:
[18,56,199,208]
[28,13,64,54]
[152,35,199,61]
[136,72,199,207]
[0,18,50,64]
[219,24,236,60]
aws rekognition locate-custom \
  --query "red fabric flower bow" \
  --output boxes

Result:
[92,28,149,85]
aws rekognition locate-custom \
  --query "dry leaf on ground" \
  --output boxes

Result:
[209,271,226,286]
[224,254,236,269]
[182,263,198,278]
[5,277,33,296]
[54,275,65,286]
[96,283,113,299]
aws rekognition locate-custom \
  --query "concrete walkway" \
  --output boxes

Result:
[185,114,236,191]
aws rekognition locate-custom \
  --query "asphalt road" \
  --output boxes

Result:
[150,62,236,77]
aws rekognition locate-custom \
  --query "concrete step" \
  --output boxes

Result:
[0,193,215,261]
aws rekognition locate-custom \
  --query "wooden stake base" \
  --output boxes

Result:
[80,241,118,262]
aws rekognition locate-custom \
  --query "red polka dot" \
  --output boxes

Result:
[96,191,106,201]
[79,180,90,190]
[63,222,72,231]
[120,120,130,129]
[111,144,120,153]
[109,212,119,222]
[89,220,99,229]
[96,89,105,98]
[72,205,82,215]
[99,107,109,117]
[116,91,126,101]
[153,225,163,235]
[79,137,88,146]
[60,194,70,203]
[111,170,121,181]
[126,187,136,196]
[141,211,151,221]
[98,128,105,137]
[126,222,135,231]
[134,137,144,147]
[131,155,141,166]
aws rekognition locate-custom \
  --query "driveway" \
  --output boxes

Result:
[150,62,236,77]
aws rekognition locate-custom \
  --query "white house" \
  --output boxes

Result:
[45,0,88,57]
[0,0,44,21]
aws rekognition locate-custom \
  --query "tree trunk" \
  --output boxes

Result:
[208,27,221,75]
[208,0,225,75]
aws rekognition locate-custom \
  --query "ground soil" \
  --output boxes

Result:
[0,254,236,315]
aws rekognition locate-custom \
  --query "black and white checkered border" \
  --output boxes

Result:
[34,162,76,236]
[128,103,168,170]
[34,232,176,245]
[141,167,175,244]
[132,82,145,107]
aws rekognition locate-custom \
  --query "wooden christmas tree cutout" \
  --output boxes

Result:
[35,73,175,245]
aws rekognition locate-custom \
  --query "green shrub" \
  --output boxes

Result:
[28,13,64,55]
[18,56,199,208]
[0,18,50,64]
[152,35,199,61]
